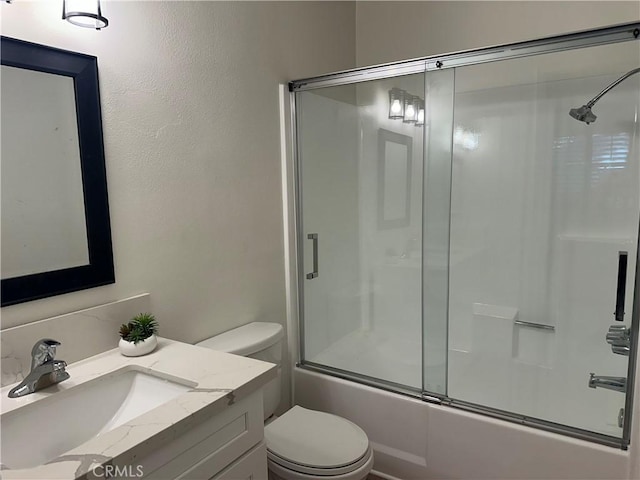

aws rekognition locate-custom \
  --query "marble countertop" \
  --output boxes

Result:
[0,337,277,479]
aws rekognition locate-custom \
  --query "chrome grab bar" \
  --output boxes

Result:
[514,320,555,331]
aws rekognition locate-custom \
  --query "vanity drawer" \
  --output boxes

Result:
[140,390,264,479]
[209,441,267,480]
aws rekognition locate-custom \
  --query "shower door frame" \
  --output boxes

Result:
[289,21,640,450]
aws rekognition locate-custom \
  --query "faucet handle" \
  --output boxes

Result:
[612,345,630,356]
[30,339,62,370]
[606,325,630,347]
[606,324,630,356]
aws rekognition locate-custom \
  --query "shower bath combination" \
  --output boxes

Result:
[569,66,640,124]
[290,22,640,456]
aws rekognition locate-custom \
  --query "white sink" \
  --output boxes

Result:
[1,369,192,469]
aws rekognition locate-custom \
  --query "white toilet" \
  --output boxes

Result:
[197,322,374,480]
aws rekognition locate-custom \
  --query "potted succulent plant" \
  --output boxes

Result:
[119,313,159,357]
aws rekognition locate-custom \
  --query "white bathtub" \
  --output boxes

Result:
[294,368,637,480]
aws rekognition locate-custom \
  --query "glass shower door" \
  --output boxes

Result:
[291,22,640,448]
[296,73,439,391]
[446,40,640,440]
[422,69,455,396]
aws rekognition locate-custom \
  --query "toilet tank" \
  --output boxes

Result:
[196,322,284,419]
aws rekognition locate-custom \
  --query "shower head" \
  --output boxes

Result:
[569,105,597,124]
[569,67,640,125]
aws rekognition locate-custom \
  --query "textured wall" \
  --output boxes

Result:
[355,1,640,66]
[0,2,356,346]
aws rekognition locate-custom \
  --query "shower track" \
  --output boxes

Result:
[290,22,640,92]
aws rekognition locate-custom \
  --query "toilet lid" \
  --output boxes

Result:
[264,406,369,470]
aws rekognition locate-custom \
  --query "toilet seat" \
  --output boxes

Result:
[267,446,373,477]
[265,406,371,477]
[267,448,374,480]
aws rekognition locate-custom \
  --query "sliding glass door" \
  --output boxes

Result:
[292,22,640,447]
[296,72,450,392]
[447,40,640,440]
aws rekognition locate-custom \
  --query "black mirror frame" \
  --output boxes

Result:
[1,36,114,307]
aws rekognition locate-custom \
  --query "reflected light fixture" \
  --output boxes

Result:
[388,88,405,119]
[403,95,419,124]
[454,125,480,150]
[416,99,425,127]
[63,0,109,30]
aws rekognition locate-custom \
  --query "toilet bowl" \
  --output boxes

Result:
[265,406,373,480]
[196,322,373,480]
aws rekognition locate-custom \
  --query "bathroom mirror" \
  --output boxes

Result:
[1,36,114,306]
[377,129,412,229]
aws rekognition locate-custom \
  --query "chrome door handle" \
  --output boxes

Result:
[306,233,318,279]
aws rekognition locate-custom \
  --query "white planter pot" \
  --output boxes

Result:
[119,334,158,357]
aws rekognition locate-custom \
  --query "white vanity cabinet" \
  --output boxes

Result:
[124,390,267,480]
[1,338,276,480]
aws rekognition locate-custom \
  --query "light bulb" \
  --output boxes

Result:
[388,88,406,119]
[453,127,464,144]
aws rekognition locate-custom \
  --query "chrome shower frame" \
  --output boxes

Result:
[288,22,640,450]
[290,23,639,91]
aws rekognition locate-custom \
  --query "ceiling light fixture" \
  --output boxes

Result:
[63,0,109,30]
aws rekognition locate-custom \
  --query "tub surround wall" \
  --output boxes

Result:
[0,294,150,387]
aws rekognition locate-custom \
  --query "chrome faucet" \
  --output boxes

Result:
[8,339,70,398]
[588,373,626,393]
[606,325,630,356]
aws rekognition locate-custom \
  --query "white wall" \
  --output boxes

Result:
[355,1,640,67]
[0,1,355,351]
